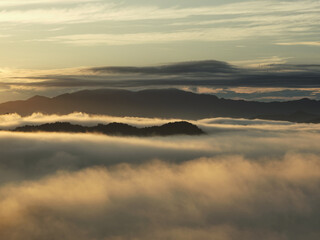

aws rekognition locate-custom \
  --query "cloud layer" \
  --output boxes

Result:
[0,152,320,239]
[2,0,316,47]
[1,60,320,102]
[1,114,320,239]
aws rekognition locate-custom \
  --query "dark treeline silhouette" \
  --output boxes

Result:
[13,121,205,136]
[1,89,320,122]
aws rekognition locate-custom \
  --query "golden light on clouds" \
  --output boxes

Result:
[0,0,319,239]
[0,155,320,239]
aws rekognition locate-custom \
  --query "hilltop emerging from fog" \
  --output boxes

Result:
[13,121,205,137]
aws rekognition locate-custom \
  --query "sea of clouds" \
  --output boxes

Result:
[0,113,320,240]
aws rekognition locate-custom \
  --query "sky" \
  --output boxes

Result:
[0,0,319,102]
[0,0,319,68]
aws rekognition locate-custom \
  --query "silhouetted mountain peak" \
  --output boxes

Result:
[27,95,50,101]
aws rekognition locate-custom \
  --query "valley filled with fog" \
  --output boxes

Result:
[0,113,319,240]
[1,0,320,239]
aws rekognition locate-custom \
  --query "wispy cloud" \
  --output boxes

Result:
[0,0,318,70]
[6,0,314,46]
[42,24,297,46]
[0,0,97,7]
[231,56,291,68]
[276,41,320,46]
[0,0,319,24]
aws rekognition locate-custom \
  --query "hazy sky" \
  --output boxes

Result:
[0,0,319,69]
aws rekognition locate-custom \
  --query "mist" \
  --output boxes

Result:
[1,156,320,240]
[0,114,320,239]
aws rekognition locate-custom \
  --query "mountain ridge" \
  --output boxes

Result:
[0,88,320,122]
[12,121,205,137]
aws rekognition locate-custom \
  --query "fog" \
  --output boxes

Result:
[0,114,320,239]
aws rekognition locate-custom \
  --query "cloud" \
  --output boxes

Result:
[0,114,320,239]
[192,87,320,102]
[0,0,319,48]
[90,60,237,75]
[0,112,182,129]
[42,25,285,46]
[15,73,320,90]
[0,155,320,239]
[173,11,320,27]
[2,60,320,102]
[1,0,319,24]
[1,113,320,182]
[230,56,291,68]
[14,60,320,89]
[276,41,320,46]
[0,0,96,7]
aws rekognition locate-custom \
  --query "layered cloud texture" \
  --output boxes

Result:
[0,0,319,69]
[0,113,320,239]
[1,60,320,102]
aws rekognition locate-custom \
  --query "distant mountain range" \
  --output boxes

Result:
[253,111,320,123]
[1,88,320,123]
[13,121,205,137]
